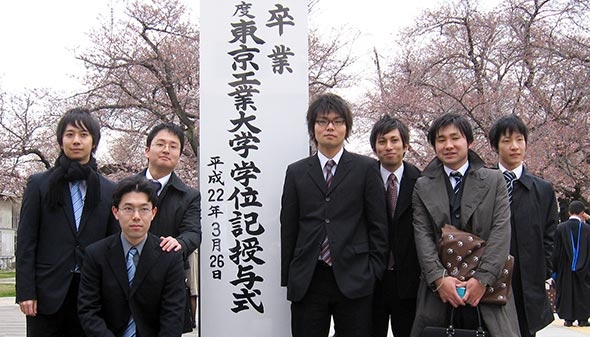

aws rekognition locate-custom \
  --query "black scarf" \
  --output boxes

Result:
[47,153,101,210]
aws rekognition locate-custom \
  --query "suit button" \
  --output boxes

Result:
[325,219,330,224]
[325,197,331,202]
[454,214,460,219]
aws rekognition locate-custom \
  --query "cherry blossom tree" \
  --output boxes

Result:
[365,0,590,210]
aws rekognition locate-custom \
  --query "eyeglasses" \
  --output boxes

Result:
[150,142,180,152]
[118,207,153,216]
[316,119,346,127]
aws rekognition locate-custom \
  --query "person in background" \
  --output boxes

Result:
[488,114,557,337]
[410,113,520,337]
[551,200,590,327]
[281,93,388,337]
[369,115,420,337]
[138,122,201,331]
[78,176,186,337]
[16,107,118,336]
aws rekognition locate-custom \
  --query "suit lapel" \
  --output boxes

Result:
[394,162,417,220]
[130,235,161,295]
[328,150,352,193]
[306,155,328,193]
[106,237,130,296]
[420,171,451,226]
[460,170,489,227]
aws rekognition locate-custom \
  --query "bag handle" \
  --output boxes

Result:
[446,306,487,337]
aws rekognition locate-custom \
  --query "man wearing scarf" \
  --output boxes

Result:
[16,108,118,336]
[552,201,590,327]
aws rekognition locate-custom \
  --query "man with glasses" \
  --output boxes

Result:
[139,123,201,330]
[78,175,186,337]
[280,93,389,337]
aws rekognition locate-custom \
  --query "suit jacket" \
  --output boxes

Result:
[280,150,389,301]
[381,161,421,299]
[16,170,118,314]
[138,170,201,262]
[410,151,520,337]
[78,233,186,337]
[505,167,557,333]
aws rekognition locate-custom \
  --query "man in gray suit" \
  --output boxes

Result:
[411,113,520,337]
[280,93,388,337]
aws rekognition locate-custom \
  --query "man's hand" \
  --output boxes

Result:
[19,300,37,316]
[435,276,465,308]
[463,278,487,307]
[160,236,182,252]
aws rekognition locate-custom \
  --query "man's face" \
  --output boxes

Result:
[113,191,157,245]
[434,124,470,170]
[314,111,347,153]
[374,128,408,172]
[61,124,94,164]
[145,129,181,175]
[497,131,526,170]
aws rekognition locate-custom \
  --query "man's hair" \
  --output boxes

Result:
[112,176,158,208]
[488,114,528,152]
[427,113,474,148]
[569,200,586,215]
[146,123,185,153]
[56,108,101,153]
[306,93,353,144]
[369,114,410,152]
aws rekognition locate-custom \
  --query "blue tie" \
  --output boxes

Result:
[70,181,83,230]
[123,247,138,337]
[149,179,162,195]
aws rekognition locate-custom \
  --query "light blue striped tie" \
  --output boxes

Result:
[123,247,138,337]
[70,181,83,230]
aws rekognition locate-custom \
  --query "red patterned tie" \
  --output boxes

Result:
[320,160,336,266]
[386,174,398,269]
[386,174,398,219]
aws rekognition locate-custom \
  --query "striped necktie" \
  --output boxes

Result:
[450,171,463,195]
[503,170,517,204]
[70,181,83,230]
[320,160,336,266]
[123,247,138,337]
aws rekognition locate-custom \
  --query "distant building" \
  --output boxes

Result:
[0,193,19,270]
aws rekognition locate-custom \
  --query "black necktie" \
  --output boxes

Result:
[503,170,516,204]
[450,171,463,195]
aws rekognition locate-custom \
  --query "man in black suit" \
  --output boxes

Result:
[78,176,186,337]
[139,123,201,329]
[280,93,389,337]
[489,115,558,337]
[369,115,420,337]
[16,108,118,336]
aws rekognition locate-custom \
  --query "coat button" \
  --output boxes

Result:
[325,219,330,224]
[325,197,331,202]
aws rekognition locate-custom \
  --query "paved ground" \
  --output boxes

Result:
[0,287,589,337]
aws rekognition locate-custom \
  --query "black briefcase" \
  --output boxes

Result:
[421,307,488,337]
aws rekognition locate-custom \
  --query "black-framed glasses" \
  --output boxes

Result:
[316,119,346,127]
